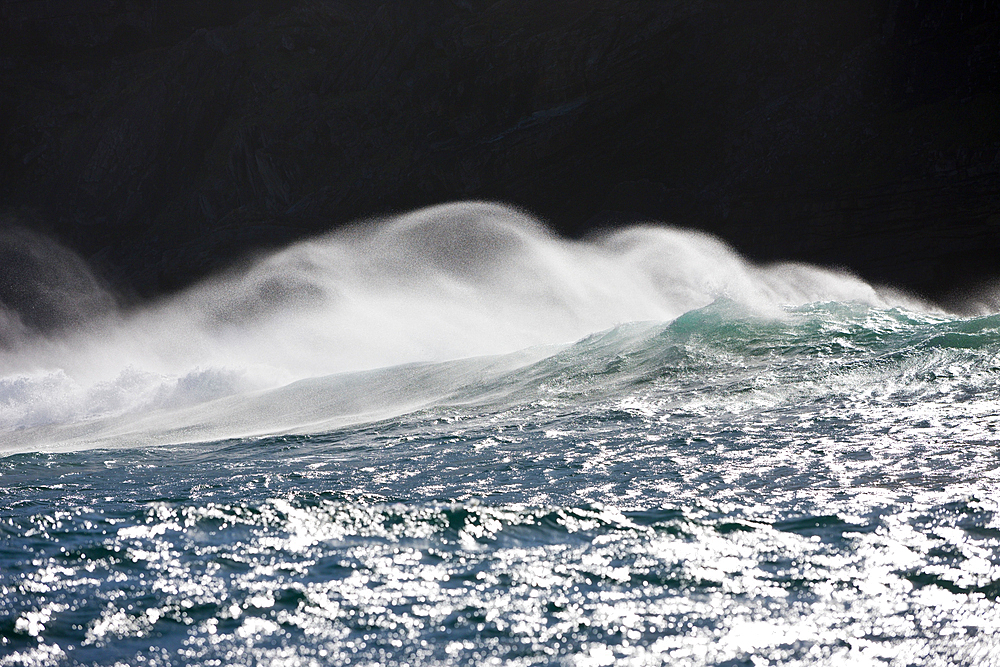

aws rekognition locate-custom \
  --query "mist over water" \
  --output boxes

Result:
[0,202,931,451]
[3,203,1000,667]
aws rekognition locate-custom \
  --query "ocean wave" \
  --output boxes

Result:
[1,202,995,454]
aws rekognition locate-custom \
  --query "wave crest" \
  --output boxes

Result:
[0,202,952,451]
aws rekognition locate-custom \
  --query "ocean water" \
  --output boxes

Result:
[2,203,999,666]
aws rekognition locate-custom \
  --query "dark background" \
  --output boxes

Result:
[2,0,998,327]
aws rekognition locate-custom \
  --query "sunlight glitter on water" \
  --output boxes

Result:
[4,489,1000,666]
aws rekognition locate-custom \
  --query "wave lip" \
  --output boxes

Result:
[0,202,966,452]
[4,298,997,456]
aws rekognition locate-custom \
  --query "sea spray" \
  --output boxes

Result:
[0,203,934,451]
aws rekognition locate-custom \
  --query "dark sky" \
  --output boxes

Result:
[1,0,998,317]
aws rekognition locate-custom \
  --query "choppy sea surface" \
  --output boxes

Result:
[2,204,999,666]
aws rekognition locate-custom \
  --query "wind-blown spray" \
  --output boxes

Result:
[0,202,929,451]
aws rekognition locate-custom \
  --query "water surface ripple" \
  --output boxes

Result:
[3,301,1000,666]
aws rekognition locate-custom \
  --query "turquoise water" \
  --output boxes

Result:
[2,205,999,665]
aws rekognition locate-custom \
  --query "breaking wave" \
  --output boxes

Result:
[0,202,939,453]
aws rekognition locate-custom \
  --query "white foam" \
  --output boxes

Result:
[0,202,933,451]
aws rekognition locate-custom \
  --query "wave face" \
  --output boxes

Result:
[2,203,1000,665]
[0,202,924,450]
